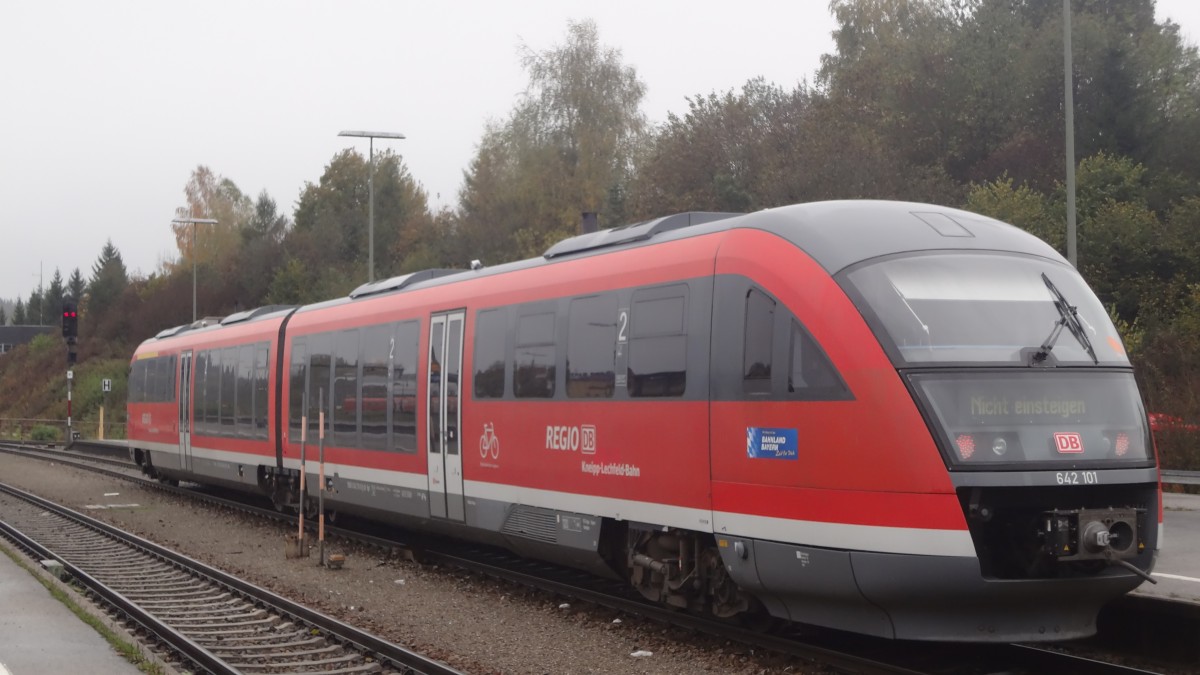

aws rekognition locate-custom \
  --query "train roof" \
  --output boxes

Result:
[539,200,1064,275]
[136,305,298,351]
[748,200,1065,274]
[141,200,1067,340]
[289,200,1064,313]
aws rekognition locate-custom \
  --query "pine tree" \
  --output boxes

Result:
[67,268,85,305]
[46,268,65,319]
[12,298,27,325]
[27,289,44,326]
[89,239,128,318]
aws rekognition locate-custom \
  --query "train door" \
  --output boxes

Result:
[178,351,193,472]
[426,310,466,521]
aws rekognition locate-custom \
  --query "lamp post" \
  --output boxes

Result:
[171,217,218,322]
[1064,0,1077,267]
[337,130,406,283]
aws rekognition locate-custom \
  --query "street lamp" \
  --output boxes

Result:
[1063,0,1078,268]
[338,130,406,283]
[171,217,218,322]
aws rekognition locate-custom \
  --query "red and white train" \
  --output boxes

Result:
[128,200,1161,641]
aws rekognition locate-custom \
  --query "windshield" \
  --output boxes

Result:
[843,253,1129,366]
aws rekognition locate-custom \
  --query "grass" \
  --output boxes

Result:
[0,542,169,674]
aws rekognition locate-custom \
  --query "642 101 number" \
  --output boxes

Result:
[1055,471,1098,485]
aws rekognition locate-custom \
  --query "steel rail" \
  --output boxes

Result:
[0,481,463,675]
[0,489,237,675]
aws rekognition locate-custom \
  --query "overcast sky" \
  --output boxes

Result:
[2,1,1199,304]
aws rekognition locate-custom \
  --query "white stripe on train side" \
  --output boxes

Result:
[135,441,979,558]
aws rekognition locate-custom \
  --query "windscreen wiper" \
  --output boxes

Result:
[1032,272,1098,365]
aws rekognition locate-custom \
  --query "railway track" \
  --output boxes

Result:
[0,479,462,675]
[0,442,1183,674]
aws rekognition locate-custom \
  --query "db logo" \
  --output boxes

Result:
[1054,432,1084,454]
[581,425,596,455]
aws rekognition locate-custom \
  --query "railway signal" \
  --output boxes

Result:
[62,299,78,365]
[62,299,78,339]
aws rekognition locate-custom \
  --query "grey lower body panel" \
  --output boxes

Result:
[720,536,1152,641]
[316,476,615,577]
[150,450,262,490]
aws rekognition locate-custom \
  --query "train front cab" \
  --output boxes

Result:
[839,250,1159,641]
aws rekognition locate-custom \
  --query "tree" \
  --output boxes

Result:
[0,304,6,326]
[26,289,44,326]
[965,176,1060,249]
[289,148,430,290]
[89,239,128,319]
[170,165,253,276]
[45,268,64,320]
[67,268,85,304]
[244,190,289,244]
[456,20,647,262]
[815,0,1200,199]
[231,190,290,308]
[11,298,26,325]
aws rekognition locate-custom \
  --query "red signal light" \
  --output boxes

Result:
[61,300,78,339]
[955,433,976,460]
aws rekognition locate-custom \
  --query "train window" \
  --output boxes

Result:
[288,340,307,443]
[361,325,391,451]
[392,321,420,453]
[567,294,616,398]
[154,357,165,400]
[788,320,851,399]
[446,316,463,456]
[151,357,163,401]
[195,351,210,434]
[237,344,255,437]
[253,344,269,439]
[128,360,144,403]
[307,334,332,441]
[143,358,156,402]
[333,330,360,448]
[473,308,506,398]
[200,348,214,432]
[429,320,444,453]
[220,347,237,430]
[743,288,774,396]
[514,311,556,398]
[205,349,221,432]
[629,285,688,397]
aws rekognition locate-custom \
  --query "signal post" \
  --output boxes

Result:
[62,298,78,443]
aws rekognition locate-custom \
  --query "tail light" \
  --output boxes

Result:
[1114,432,1130,457]
[955,434,976,460]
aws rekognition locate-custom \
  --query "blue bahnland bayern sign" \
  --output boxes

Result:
[746,427,799,460]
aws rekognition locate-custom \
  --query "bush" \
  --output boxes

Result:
[30,425,60,441]
[28,333,58,354]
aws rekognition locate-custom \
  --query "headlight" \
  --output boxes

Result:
[991,436,1008,457]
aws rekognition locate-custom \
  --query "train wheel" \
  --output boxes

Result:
[701,547,752,618]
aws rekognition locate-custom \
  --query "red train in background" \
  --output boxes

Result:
[128,200,1161,641]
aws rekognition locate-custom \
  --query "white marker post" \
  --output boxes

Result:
[298,400,307,551]
[65,370,73,444]
[318,387,326,567]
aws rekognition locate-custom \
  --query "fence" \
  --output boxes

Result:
[1161,470,1200,486]
[0,417,126,441]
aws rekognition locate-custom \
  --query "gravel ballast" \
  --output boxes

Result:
[0,453,822,674]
